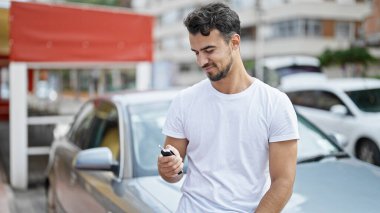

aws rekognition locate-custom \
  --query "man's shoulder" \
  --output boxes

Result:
[254,79,285,98]
[179,78,210,97]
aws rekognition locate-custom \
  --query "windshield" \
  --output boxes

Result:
[297,114,342,161]
[129,101,344,177]
[129,101,173,177]
[346,89,380,112]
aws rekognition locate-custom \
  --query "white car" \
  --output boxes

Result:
[47,88,380,212]
[280,73,380,166]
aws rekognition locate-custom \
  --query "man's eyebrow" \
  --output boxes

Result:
[191,45,216,52]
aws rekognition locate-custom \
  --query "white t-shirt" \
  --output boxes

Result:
[162,78,299,213]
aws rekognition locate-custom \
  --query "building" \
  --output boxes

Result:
[364,0,380,57]
[133,0,371,85]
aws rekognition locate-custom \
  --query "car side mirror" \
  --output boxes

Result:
[73,147,117,171]
[330,104,348,116]
[328,133,348,148]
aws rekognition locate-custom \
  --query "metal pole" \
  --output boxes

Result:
[9,62,28,189]
[136,62,152,91]
[254,0,264,80]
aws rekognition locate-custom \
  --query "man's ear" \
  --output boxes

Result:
[230,34,240,50]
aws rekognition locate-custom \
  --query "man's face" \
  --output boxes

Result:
[189,30,233,82]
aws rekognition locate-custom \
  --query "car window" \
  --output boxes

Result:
[287,91,317,108]
[315,91,345,111]
[69,102,96,149]
[287,90,345,111]
[297,114,340,159]
[69,100,121,176]
[346,88,380,112]
[128,101,174,177]
[86,100,121,176]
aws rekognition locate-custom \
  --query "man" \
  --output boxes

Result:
[157,3,298,213]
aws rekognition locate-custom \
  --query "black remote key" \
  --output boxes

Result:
[159,145,183,175]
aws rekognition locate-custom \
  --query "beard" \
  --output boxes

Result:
[206,57,233,82]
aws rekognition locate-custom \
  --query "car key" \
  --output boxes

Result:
[159,145,183,175]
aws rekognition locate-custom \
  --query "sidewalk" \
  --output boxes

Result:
[0,157,13,213]
[0,121,47,213]
[0,95,83,213]
[0,160,46,213]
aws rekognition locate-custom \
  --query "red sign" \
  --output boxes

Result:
[10,2,153,62]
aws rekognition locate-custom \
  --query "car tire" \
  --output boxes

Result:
[357,139,380,166]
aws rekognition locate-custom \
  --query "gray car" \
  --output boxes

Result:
[46,89,380,213]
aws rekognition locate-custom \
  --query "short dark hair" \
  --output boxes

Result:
[183,2,241,43]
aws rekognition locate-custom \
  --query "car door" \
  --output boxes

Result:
[52,101,107,213]
[55,99,157,213]
[287,90,356,137]
[73,100,130,212]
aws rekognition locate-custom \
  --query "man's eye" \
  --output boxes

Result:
[205,49,214,54]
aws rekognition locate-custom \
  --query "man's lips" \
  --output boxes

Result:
[203,65,216,73]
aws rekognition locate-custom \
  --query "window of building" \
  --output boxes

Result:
[269,18,323,39]
[241,27,255,41]
[306,20,322,37]
[230,0,256,9]
[335,21,351,39]
[271,19,304,38]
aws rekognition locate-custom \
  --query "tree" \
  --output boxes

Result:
[318,47,377,77]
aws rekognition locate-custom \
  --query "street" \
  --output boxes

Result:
[0,96,83,213]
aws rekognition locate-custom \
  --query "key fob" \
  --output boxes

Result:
[161,149,175,156]
[160,146,183,175]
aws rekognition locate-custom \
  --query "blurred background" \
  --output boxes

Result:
[0,0,379,212]
[1,0,379,103]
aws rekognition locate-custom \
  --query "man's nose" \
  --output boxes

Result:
[197,54,209,67]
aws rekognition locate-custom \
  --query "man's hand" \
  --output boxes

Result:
[158,145,184,182]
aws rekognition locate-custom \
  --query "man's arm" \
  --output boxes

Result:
[157,136,189,183]
[255,139,298,213]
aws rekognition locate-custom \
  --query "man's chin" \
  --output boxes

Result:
[207,73,224,82]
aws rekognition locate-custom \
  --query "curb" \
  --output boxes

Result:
[0,167,14,213]
[0,157,14,213]
[0,184,14,213]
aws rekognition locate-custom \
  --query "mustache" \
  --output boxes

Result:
[202,63,216,69]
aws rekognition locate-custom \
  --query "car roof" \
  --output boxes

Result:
[329,78,380,91]
[95,89,181,106]
[263,55,320,70]
[281,73,380,92]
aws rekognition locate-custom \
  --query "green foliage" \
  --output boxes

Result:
[243,60,255,70]
[319,49,335,67]
[318,47,377,68]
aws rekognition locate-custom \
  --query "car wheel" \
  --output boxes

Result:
[357,140,380,166]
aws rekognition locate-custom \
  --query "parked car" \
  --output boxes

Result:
[46,88,380,213]
[261,55,322,87]
[281,73,380,166]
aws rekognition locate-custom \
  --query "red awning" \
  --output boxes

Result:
[10,2,153,62]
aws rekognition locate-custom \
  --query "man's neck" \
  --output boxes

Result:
[211,63,254,94]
